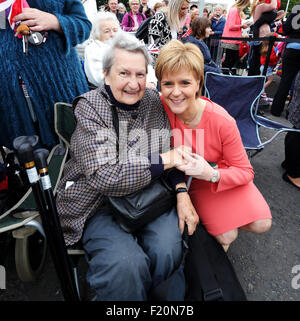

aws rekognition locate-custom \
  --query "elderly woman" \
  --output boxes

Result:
[155,40,272,250]
[56,32,198,301]
[181,17,221,74]
[84,12,157,88]
[121,0,146,32]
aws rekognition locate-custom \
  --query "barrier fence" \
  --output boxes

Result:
[205,35,300,76]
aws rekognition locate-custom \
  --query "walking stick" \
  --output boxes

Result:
[33,148,80,301]
[13,136,80,301]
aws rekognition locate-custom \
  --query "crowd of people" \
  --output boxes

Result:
[0,0,299,301]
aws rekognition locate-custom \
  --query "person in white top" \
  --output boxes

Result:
[84,11,157,88]
[76,0,98,58]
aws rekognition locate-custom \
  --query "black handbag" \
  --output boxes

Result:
[106,102,176,233]
[184,223,247,301]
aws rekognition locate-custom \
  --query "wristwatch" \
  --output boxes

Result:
[175,187,188,194]
[210,169,220,183]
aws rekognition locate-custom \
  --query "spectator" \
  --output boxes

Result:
[162,0,169,7]
[148,0,190,61]
[182,17,221,74]
[248,0,278,75]
[155,40,272,250]
[0,0,91,150]
[76,0,98,59]
[259,32,279,103]
[56,32,198,300]
[139,0,154,18]
[106,0,124,24]
[251,0,284,39]
[221,0,250,73]
[282,71,300,189]
[271,3,300,116]
[153,2,163,13]
[202,7,209,18]
[209,5,226,62]
[190,7,200,23]
[118,2,127,15]
[236,37,250,75]
[121,0,146,32]
[84,12,157,88]
[178,0,190,35]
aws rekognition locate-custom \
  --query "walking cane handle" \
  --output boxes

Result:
[33,148,49,170]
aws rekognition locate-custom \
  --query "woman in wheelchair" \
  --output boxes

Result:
[155,40,272,251]
[56,32,198,300]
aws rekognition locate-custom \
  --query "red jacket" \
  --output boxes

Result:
[265,0,281,10]
[260,47,279,66]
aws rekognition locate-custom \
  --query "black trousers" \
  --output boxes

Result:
[248,43,262,76]
[284,130,300,178]
[271,49,300,116]
[222,48,239,70]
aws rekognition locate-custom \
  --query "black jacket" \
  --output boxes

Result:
[283,3,300,38]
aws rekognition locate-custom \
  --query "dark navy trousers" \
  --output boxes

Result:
[82,207,184,301]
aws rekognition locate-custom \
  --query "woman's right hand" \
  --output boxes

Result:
[160,145,192,170]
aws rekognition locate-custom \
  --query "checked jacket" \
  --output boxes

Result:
[56,86,172,245]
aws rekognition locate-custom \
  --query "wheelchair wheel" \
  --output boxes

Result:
[15,229,47,282]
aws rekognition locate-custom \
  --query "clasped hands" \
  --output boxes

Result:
[161,146,215,236]
[161,145,214,181]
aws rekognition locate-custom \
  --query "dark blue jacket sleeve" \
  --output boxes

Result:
[54,0,92,55]
[211,17,226,35]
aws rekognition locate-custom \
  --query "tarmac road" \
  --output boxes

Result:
[0,75,299,301]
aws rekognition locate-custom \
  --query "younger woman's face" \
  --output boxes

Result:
[160,69,200,115]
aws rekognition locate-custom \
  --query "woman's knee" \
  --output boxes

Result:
[246,218,272,234]
[215,229,238,246]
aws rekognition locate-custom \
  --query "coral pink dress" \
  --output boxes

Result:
[162,97,272,236]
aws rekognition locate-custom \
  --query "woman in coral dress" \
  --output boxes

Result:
[155,40,272,247]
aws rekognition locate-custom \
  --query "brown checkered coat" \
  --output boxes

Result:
[56,86,171,245]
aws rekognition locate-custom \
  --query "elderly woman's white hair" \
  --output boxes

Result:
[91,11,120,40]
[102,31,152,74]
[213,4,223,11]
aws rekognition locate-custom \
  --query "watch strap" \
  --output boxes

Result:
[176,187,188,194]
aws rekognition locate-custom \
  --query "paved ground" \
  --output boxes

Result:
[0,75,299,301]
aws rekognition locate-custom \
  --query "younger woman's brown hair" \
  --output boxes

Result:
[155,40,205,97]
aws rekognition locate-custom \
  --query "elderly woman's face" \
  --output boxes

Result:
[104,48,147,105]
[160,69,200,115]
[99,19,119,42]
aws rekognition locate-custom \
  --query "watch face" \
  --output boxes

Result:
[211,170,218,182]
